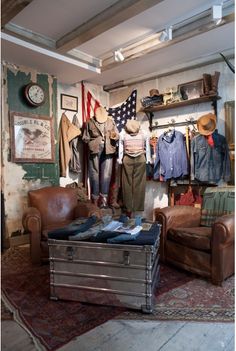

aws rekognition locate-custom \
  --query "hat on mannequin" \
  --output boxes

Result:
[125,119,140,134]
[94,106,108,123]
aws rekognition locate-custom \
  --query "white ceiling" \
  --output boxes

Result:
[1,0,235,87]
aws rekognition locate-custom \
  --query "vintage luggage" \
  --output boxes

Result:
[48,225,160,313]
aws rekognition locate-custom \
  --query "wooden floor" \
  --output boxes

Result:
[2,319,234,351]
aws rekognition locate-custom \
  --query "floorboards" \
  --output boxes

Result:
[2,318,234,351]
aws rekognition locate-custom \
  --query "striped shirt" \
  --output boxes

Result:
[118,130,151,163]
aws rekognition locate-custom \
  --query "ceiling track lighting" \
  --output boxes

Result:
[212,4,223,25]
[159,26,173,42]
[114,49,125,62]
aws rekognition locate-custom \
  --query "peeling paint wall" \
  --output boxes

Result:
[1,63,58,245]
[109,61,235,220]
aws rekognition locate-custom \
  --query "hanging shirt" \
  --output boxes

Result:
[69,114,82,174]
[190,130,231,183]
[153,129,188,181]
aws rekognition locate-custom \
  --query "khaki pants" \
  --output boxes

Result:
[122,154,146,212]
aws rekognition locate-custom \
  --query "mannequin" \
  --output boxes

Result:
[118,119,151,216]
[82,106,119,207]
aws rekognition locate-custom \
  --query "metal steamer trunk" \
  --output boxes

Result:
[48,233,160,313]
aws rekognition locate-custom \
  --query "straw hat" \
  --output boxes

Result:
[197,113,216,136]
[125,119,140,134]
[94,106,108,123]
[149,89,160,97]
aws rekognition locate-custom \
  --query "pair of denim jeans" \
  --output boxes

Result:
[89,144,114,200]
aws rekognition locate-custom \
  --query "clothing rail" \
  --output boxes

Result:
[151,119,197,130]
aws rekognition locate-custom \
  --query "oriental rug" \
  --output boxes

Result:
[1,246,234,351]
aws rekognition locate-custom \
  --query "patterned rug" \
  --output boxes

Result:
[1,246,234,351]
[117,267,234,322]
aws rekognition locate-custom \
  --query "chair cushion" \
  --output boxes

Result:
[167,226,212,251]
[200,187,235,227]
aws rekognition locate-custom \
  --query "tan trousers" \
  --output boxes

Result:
[122,154,146,212]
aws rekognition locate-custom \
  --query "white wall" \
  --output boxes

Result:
[109,60,235,220]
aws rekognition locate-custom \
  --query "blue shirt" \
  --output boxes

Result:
[190,131,231,183]
[154,130,188,181]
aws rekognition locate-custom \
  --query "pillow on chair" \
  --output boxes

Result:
[200,187,235,227]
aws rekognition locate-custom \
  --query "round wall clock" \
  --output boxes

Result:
[24,82,45,107]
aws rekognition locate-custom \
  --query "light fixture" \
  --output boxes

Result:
[159,26,172,42]
[114,49,125,62]
[212,4,222,25]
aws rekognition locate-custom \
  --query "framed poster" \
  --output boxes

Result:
[10,112,55,163]
[61,94,78,112]
[178,79,204,100]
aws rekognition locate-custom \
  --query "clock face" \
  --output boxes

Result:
[25,83,45,106]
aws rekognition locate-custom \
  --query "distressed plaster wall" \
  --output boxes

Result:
[1,63,58,245]
[109,61,235,220]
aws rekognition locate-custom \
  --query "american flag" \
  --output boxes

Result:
[81,82,101,124]
[107,90,137,132]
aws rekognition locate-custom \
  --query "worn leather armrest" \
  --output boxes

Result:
[22,207,42,264]
[154,206,201,230]
[22,207,41,231]
[212,214,235,245]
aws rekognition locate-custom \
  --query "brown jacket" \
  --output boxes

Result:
[59,113,81,177]
[82,116,119,155]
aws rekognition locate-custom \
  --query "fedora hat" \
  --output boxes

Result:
[197,113,216,136]
[125,119,140,134]
[149,89,160,97]
[94,106,108,123]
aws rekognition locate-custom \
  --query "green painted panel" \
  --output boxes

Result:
[7,69,59,184]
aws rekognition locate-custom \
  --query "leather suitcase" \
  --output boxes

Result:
[48,225,160,313]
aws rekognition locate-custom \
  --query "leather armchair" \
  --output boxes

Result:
[154,205,234,285]
[22,186,100,264]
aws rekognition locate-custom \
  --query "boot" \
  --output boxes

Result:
[99,194,109,209]
[91,196,99,207]
[209,71,220,95]
[109,184,120,209]
[202,73,212,95]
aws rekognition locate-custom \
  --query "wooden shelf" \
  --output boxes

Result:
[140,95,221,113]
[140,95,221,130]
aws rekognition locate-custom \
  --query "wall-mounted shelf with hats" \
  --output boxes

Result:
[141,94,221,130]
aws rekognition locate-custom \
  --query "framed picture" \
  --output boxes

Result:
[10,112,55,163]
[61,94,78,112]
[178,79,204,100]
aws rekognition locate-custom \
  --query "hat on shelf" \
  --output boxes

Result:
[94,106,108,123]
[149,89,160,97]
[197,113,216,136]
[125,119,140,134]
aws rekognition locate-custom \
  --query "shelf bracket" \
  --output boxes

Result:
[145,112,154,131]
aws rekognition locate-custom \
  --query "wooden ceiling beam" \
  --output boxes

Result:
[56,0,164,53]
[1,0,33,28]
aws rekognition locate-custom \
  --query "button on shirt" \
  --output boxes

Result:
[154,130,188,181]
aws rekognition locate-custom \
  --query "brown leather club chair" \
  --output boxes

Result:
[154,189,235,285]
[22,186,100,264]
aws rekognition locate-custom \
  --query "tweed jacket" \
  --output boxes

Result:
[82,116,119,155]
[59,113,81,177]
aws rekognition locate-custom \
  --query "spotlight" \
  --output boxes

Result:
[212,4,222,25]
[159,26,172,42]
[114,49,125,62]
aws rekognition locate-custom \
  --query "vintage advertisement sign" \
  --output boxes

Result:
[10,112,55,163]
